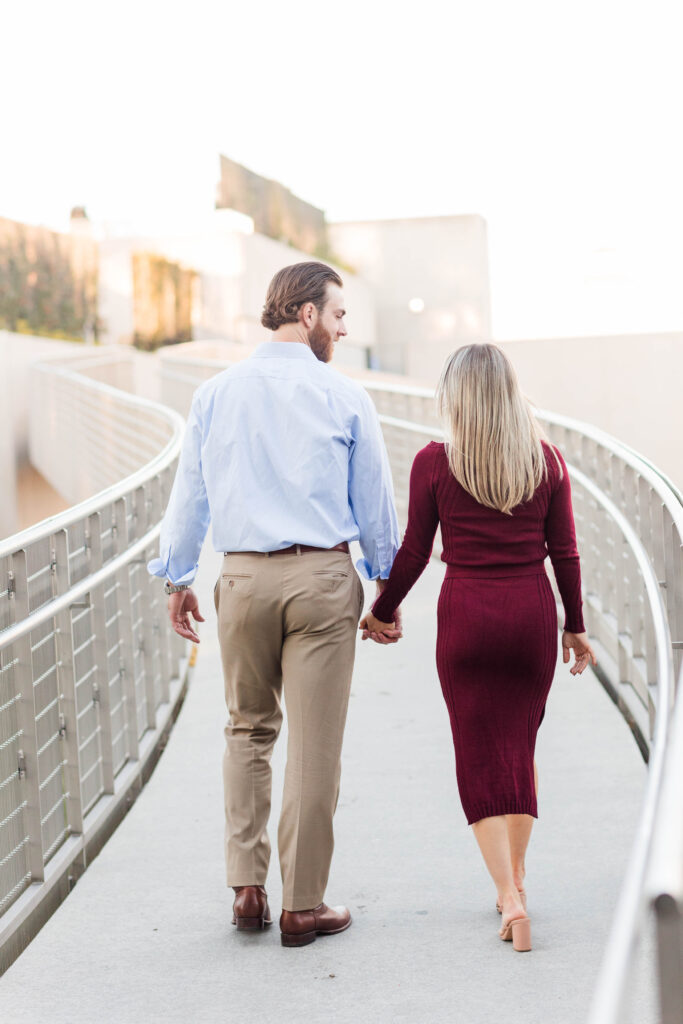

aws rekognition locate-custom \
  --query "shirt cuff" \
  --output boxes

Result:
[355,556,377,581]
[355,547,398,582]
[147,555,196,586]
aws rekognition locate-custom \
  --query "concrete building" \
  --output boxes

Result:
[329,214,492,381]
[216,154,328,257]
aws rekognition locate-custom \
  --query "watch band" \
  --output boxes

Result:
[164,581,190,595]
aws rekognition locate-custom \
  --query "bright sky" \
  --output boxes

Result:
[2,0,681,339]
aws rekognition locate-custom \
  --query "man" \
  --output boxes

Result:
[148,261,401,947]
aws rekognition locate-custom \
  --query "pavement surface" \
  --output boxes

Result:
[0,547,657,1024]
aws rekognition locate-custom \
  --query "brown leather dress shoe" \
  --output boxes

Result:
[280,903,352,947]
[232,885,272,931]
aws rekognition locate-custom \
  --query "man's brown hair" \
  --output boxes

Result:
[261,261,343,331]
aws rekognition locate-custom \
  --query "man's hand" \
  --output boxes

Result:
[167,587,205,643]
[359,605,403,645]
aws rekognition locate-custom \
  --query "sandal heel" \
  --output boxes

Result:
[511,917,532,952]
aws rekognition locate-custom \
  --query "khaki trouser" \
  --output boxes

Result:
[214,548,364,912]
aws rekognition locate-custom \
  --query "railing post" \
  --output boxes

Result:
[88,512,115,795]
[670,522,683,684]
[51,529,84,836]
[147,478,171,704]
[615,529,630,686]
[11,550,44,882]
[112,497,140,764]
[663,512,682,698]
[654,894,683,1024]
[156,603,171,705]
[129,486,156,731]
[139,626,159,731]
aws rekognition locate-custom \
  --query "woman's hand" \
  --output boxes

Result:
[562,630,597,675]
[359,608,403,645]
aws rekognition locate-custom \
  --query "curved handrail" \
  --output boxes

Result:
[0,522,161,651]
[535,406,683,534]
[0,352,189,972]
[365,372,683,514]
[573,468,674,1024]
[0,364,185,558]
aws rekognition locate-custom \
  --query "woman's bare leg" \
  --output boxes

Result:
[506,759,538,890]
[471,815,526,924]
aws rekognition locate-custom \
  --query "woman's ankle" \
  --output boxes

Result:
[499,887,526,919]
[512,867,526,891]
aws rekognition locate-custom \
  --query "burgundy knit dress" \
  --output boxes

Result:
[372,441,585,825]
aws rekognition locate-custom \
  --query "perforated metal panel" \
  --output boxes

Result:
[0,352,185,919]
[0,654,30,913]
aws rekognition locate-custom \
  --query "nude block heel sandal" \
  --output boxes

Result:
[499,916,532,952]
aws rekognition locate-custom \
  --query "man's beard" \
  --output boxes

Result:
[308,320,334,363]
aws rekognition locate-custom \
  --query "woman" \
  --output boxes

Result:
[361,343,596,952]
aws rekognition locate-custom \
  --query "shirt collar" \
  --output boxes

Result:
[251,341,318,361]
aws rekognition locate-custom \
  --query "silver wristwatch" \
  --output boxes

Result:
[164,581,190,595]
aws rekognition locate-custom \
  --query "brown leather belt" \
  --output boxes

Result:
[224,541,350,557]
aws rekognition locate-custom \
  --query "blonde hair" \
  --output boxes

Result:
[435,343,560,515]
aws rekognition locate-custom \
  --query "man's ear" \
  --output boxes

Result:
[300,301,317,327]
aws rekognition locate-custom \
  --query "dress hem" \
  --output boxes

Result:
[466,798,538,825]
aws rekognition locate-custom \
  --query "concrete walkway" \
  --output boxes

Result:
[0,549,656,1023]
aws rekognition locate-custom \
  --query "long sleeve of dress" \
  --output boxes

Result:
[371,444,440,623]
[545,448,585,633]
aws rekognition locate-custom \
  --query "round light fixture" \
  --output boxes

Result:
[408,297,425,314]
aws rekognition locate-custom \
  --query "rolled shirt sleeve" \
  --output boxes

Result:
[347,389,400,580]
[147,392,211,585]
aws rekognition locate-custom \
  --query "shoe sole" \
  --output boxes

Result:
[280,916,352,948]
[232,916,273,931]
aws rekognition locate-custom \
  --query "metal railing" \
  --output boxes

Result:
[0,351,189,972]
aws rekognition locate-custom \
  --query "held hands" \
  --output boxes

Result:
[359,607,403,644]
[562,630,598,675]
[167,588,205,643]
[359,577,403,647]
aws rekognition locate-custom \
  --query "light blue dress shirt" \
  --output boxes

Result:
[147,342,400,585]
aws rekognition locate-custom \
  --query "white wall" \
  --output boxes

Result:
[97,240,137,345]
[498,332,683,488]
[329,215,492,379]
[0,332,82,537]
[0,334,18,539]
